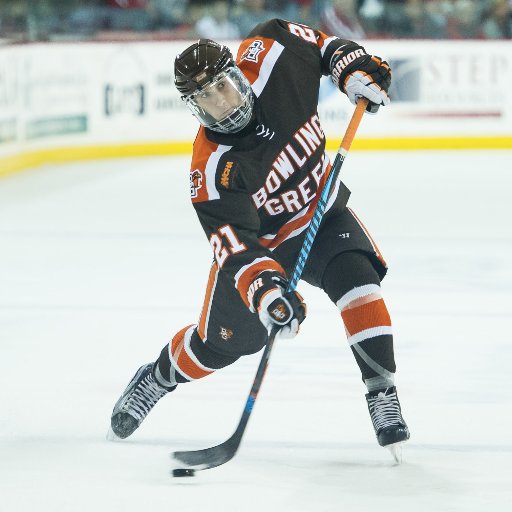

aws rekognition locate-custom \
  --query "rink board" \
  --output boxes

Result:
[1,39,512,177]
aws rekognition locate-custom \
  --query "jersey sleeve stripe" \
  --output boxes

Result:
[238,37,284,96]
[319,35,338,57]
[190,129,218,203]
[234,256,285,307]
[191,127,218,166]
[191,129,232,203]
[236,36,275,78]
[250,41,284,98]
[204,144,232,201]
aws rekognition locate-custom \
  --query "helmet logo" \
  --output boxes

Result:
[242,40,265,63]
[190,169,203,198]
[195,71,208,83]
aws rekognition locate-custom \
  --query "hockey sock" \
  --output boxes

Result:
[338,287,396,391]
[155,324,239,385]
[322,251,396,391]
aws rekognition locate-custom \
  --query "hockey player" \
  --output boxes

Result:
[109,18,410,453]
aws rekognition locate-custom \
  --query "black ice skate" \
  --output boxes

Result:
[365,386,410,463]
[108,363,175,440]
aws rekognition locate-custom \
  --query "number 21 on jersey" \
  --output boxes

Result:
[209,225,247,267]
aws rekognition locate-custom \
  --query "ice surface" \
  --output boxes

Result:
[1,150,511,511]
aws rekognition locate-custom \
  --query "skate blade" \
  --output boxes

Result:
[106,427,122,442]
[387,442,404,464]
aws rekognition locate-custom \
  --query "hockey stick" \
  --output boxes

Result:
[171,98,369,472]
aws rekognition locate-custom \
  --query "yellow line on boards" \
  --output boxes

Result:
[1,137,511,179]
[331,136,512,152]
[0,142,193,179]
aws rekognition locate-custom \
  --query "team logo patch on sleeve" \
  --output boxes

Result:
[190,169,203,198]
[241,40,265,63]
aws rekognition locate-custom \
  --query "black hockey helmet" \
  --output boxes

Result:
[174,39,233,95]
[174,39,254,134]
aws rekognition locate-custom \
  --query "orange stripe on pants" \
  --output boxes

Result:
[197,262,218,341]
[348,208,387,269]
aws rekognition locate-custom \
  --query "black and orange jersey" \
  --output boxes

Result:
[188,19,352,308]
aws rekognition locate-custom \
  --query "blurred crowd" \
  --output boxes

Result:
[1,0,511,42]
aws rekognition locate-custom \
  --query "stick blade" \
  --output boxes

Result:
[171,433,240,471]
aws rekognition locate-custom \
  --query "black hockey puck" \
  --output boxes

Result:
[172,468,196,478]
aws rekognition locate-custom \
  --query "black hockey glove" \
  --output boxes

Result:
[330,42,392,113]
[248,271,306,339]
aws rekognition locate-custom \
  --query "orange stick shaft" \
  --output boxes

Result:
[340,98,369,153]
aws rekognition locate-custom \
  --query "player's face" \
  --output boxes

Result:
[194,74,245,122]
[184,65,254,133]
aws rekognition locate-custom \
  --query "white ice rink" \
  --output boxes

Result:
[1,150,511,512]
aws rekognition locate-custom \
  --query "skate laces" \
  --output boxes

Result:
[123,373,168,421]
[367,389,403,432]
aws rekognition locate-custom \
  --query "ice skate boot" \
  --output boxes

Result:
[108,363,175,440]
[365,386,410,463]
